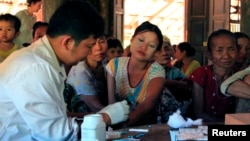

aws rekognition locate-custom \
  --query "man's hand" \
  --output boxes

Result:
[98,100,130,125]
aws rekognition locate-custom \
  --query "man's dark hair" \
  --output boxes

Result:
[46,1,105,46]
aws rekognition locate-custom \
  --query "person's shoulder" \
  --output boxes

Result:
[191,65,212,76]
[13,44,20,50]
[169,66,181,71]
[152,61,164,68]
[112,56,129,64]
[15,9,26,16]
[72,61,88,71]
[117,56,128,61]
[169,66,185,74]
[192,59,201,66]
[151,61,165,72]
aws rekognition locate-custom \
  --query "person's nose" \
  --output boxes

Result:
[141,43,148,51]
[114,52,119,57]
[1,29,6,33]
[95,43,102,50]
[222,50,231,58]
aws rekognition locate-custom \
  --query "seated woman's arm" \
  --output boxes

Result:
[128,77,165,126]
[165,78,192,93]
[79,95,105,112]
[107,72,117,104]
[165,79,192,101]
[192,82,224,122]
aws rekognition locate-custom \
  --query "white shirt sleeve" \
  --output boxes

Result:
[6,63,79,141]
[221,66,250,96]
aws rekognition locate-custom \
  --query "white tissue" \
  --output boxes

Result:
[167,109,202,128]
[106,126,121,139]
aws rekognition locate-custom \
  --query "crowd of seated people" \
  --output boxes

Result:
[62,27,250,125]
[2,1,250,135]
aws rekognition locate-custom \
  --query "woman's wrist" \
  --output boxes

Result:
[99,113,111,125]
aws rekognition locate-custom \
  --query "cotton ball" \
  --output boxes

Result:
[167,109,186,128]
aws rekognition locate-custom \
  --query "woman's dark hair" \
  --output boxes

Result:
[207,29,237,53]
[177,42,195,57]
[132,21,163,51]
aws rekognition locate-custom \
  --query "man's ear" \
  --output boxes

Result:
[62,36,75,51]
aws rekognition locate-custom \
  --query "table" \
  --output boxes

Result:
[108,124,172,141]
[108,122,224,141]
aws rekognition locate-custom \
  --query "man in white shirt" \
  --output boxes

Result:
[0,1,129,141]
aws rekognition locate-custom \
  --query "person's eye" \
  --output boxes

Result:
[229,46,236,51]
[138,38,143,42]
[99,39,106,44]
[215,49,222,53]
[230,48,236,51]
[149,44,156,48]
[87,45,93,49]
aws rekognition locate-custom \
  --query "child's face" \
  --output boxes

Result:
[33,26,48,42]
[106,47,123,59]
[210,35,238,69]
[0,21,17,43]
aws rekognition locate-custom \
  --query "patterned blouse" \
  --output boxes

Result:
[106,57,165,110]
[189,65,236,118]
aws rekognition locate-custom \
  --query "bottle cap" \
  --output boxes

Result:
[82,114,103,129]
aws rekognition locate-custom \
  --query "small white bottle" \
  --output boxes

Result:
[81,114,106,141]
